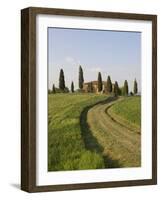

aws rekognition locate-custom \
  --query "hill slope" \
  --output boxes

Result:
[48,93,108,171]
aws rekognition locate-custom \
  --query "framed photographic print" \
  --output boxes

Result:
[21,7,157,192]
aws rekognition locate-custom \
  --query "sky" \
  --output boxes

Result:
[48,27,141,92]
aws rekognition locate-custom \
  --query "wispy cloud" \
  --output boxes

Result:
[65,56,75,64]
[65,56,80,66]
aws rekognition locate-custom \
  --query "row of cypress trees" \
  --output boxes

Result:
[97,72,137,96]
[52,66,84,93]
[52,66,138,96]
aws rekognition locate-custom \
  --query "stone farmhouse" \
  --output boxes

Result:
[83,80,114,93]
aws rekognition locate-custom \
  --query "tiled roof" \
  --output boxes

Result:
[84,81,107,85]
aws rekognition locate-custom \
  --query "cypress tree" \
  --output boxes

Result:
[79,65,84,89]
[134,79,138,94]
[124,80,129,96]
[97,72,102,92]
[114,81,119,97]
[71,81,74,93]
[59,69,65,91]
[107,75,112,93]
[52,84,56,94]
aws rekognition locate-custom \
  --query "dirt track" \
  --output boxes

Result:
[86,97,141,168]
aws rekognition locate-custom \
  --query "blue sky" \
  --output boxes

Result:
[48,27,141,92]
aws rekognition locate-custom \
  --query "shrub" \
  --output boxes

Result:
[48,89,52,94]
[52,84,56,93]
[64,87,69,93]
[134,79,138,94]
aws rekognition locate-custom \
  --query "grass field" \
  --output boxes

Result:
[48,94,141,171]
[48,93,108,171]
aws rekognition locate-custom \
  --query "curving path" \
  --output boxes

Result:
[86,97,141,168]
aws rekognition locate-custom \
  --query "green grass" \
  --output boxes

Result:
[48,93,108,171]
[109,96,141,127]
[48,94,141,170]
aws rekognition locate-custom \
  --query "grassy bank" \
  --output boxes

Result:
[109,96,141,128]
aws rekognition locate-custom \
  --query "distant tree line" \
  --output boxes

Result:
[50,66,138,97]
